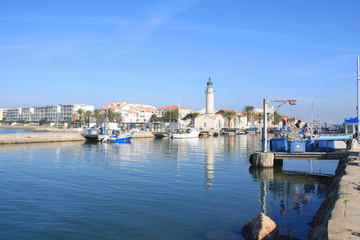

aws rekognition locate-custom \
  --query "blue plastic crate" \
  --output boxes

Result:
[270,138,288,152]
[288,140,306,153]
[318,140,335,152]
[306,139,316,152]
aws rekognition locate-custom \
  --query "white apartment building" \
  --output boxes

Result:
[33,105,61,122]
[101,102,158,123]
[60,104,94,122]
[20,107,34,121]
[3,104,94,123]
[0,108,7,121]
[5,108,22,121]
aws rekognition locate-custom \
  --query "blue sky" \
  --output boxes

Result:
[0,0,359,124]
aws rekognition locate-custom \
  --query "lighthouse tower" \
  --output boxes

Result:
[205,77,215,114]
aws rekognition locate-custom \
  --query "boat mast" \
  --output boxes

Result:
[357,56,360,142]
[311,99,314,135]
[178,99,181,129]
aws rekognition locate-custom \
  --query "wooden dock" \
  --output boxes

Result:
[250,150,359,168]
[273,151,350,160]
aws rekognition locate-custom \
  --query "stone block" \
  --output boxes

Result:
[241,213,277,240]
[252,152,274,168]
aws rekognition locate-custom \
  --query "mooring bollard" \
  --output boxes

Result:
[250,152,275,168]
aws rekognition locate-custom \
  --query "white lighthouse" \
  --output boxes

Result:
[205,77,215,114]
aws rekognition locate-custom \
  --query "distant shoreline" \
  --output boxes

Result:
[0,125,39,129]
[0,125,79,133]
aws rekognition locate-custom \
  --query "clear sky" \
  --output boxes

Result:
[1,0,359,124]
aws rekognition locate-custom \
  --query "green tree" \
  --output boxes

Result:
[93,109,103,127]
[182,112,200,126]
[243,105,254,124]
[256,113,263,124]
[76,108,85,127]
[105,109,116,122]
[273,111,282,125]
[150,114,158,122]
[84,110,93,128]
[113,112,123,126]
[39,119,48,126]
[71,113,78,128]
[222,111,236,128]
[162,109,179,122]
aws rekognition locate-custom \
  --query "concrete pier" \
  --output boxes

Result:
[250,152,275,168]
[250,148,360,239]
[309,148,360,239]
[0,132,86,144]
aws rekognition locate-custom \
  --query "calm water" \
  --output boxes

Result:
[0,128,36,134]
[0,135,338,240]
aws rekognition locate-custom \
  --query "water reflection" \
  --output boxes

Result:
[204,138,215,190]
[249,166,332,237]
[0,136,338,240]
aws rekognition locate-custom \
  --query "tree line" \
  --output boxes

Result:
[71,109,122,128]
[70,105,284,128]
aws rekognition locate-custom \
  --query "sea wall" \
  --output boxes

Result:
[0,133,86,144]
[308,149,360,239]
[132,131,155,138]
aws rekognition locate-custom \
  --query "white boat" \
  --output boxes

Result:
[171,128,200,139]
[244,127,260,134]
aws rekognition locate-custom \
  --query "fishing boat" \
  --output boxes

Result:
[245,127,260,134]
[106,135,132,143]
[171,128,200,139]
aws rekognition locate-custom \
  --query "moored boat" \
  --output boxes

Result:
[106,136,132,143]
[245,127,260,134]
[171,128,200,139]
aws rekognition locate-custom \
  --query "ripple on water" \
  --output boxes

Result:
[0,136,338,239]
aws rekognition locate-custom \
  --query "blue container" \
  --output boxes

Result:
[101,128,105,135]
[270,138,288,152]
[306,139,316,152]
[288,140,306,153]
[112,130,117,135]
[318,140,335,152]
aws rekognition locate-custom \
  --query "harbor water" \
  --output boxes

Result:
[0,128,35,134]
[0,135,338,239]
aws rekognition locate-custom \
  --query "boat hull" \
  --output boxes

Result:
[172,134,199,139]
[108,136,132,143]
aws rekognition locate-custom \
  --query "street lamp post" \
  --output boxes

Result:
[262,99,296,152]
[357,56,360,142]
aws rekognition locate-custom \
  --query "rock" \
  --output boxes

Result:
[241,213,277,240]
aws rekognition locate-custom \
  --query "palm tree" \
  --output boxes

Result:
[71,113,78,128]
[273,111,282,125]
[256,113,263,125]
[113,112,122,126]
[182,112,200,126]
[76,108,85,127]
[243,105,254,125]
[150,114,158,122]
[93,109,103,127]
[84,110,93,128]
[105,110,116,122]
[222,111,236,128]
